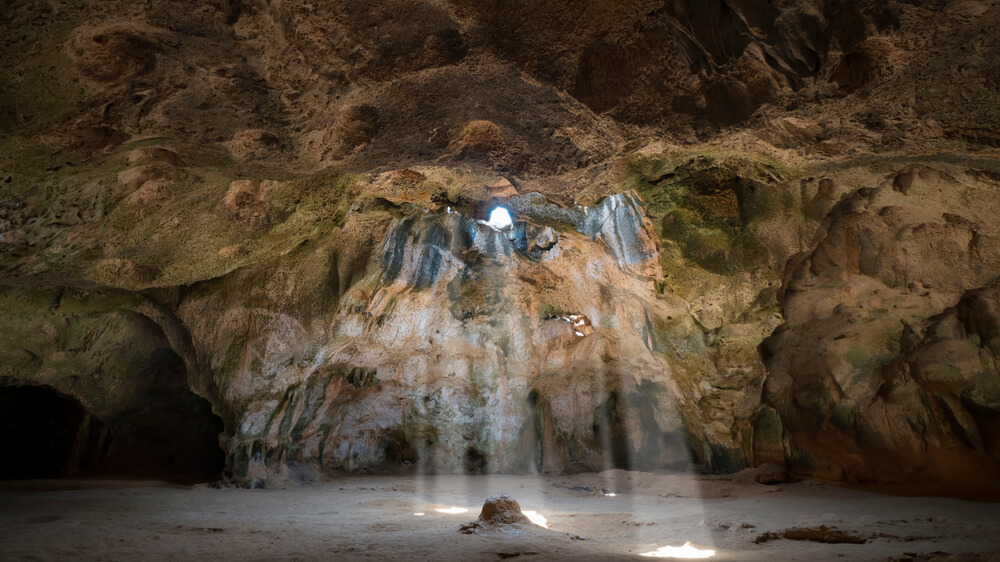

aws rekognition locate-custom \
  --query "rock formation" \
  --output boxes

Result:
[1,0,998,495]
[460,494,530,533]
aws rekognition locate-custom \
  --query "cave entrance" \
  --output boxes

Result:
[0,350,225,484]
[0,386,104,480]
[486,206,513,230]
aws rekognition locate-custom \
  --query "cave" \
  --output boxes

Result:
[2,0,1000,560]
[0,386,105,480]
[0,349,224,484]
[93,348,226,485]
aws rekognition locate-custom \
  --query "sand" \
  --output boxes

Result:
[1,472,999,561]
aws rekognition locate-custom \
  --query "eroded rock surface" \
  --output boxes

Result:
[1,0,999,494]
[758,167,1000,492]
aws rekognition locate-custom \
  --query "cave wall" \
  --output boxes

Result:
[1,0,999,492]
[759,165,1000,493]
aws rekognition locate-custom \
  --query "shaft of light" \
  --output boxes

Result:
[639,542,716,558]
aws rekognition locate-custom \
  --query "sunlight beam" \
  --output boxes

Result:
[639,542,716,559]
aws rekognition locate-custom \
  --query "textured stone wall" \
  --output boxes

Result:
[1,1,1000,494]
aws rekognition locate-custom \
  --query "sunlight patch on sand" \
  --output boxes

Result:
[522,510,548,528]
[435,507,470,515]
[639,542,716,558]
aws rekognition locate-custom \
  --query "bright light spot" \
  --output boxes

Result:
[605,492,616,497]
[574,331,584,337]
[413,512,425,516]
[486,207,513,230]
[435,507,470,515]
[639,542,716,559]
[522,510,548,529]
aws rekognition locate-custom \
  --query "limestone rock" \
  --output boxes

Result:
[126,146,186,167]
[220,179,284,227]
[2,0,1000,496]
[225,130,281,162]
[751,463,788,485]
[460,494,529,534]
[478,495,529,525]
[118,165,170,191]
[125,179,173,209]
[66,23,164,83]
[757,166,1000,493]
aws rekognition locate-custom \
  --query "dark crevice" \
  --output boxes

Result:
[1,350,225,484]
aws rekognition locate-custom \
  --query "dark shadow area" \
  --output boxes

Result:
[0,349,225,484]
[0,386,102,480]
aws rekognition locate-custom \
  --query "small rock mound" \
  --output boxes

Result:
[479,495,529,525]
[460,494,528,534]
[118,165,172,191]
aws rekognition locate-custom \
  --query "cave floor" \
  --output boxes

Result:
[1,473,998,561]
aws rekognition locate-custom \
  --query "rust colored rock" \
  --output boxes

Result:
[461,494,529,534]
[95,258,160,286]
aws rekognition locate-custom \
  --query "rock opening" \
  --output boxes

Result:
[0,350,225,484]
[0,386,105,480]
[485,206,513,230]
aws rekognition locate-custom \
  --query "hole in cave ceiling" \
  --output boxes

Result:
[485,206,513,230]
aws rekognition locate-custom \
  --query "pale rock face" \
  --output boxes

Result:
[177,190,717,483]
[758,166,1000,492]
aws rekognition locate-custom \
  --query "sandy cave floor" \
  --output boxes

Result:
[1,473,999,561]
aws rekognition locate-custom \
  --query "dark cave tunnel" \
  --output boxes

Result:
[0,349,225,484]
